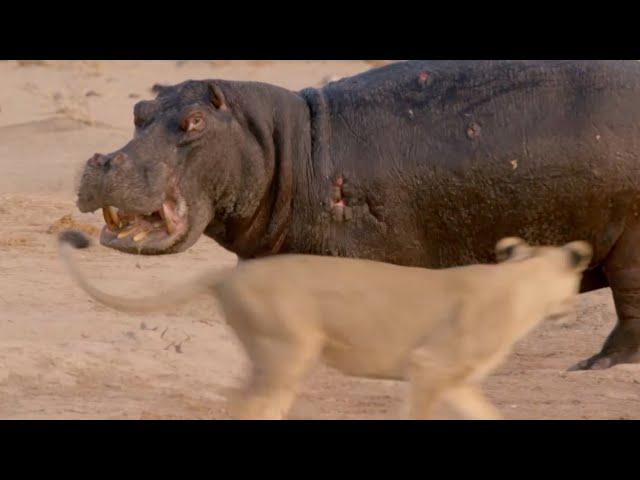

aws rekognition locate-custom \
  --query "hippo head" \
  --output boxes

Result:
[77,80,307,256]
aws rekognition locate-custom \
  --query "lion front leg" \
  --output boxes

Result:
[442,384,503,420]
[228,333,323,420]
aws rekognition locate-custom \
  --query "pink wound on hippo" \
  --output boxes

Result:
[331,176,345,204]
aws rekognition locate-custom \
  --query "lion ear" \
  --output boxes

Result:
[495,237,531,263]
[563,241,593,272]
[209,83,227,110]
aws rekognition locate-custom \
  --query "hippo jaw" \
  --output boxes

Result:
[77,173,209,255]
[75,145,209,255]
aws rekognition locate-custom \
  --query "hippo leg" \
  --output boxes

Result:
[572,224,640,370]
[579,266,609,293]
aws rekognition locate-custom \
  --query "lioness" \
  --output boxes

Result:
[58,231,591,420]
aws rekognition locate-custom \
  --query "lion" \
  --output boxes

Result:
[58,230,592,420]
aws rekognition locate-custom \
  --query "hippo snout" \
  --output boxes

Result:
[77,151,129,212]
[76,180,103,213]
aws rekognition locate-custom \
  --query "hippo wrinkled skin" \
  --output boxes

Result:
[77,60,640,370]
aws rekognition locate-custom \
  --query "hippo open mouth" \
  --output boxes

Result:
[76,145,196,255]
[99,195,188,252]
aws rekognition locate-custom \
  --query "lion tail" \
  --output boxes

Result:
[57,230,233,314]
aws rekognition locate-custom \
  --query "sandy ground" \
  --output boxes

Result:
[0,60,638,420]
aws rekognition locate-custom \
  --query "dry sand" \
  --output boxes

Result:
[0,60,638,419]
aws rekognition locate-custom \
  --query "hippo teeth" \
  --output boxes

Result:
[117,226,138,239]
[133,230,148,242]
[102,202,179,239]
[102,206,120,230]
[160,202,176,234]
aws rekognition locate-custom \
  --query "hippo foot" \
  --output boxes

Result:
[569,349,640,371]
[570,320,640,371]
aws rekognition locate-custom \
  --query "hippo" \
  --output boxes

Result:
[76,60,640,370]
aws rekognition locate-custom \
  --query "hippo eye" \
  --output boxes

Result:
[181,114,205,133]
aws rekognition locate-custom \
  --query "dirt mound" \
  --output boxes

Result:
[46,214,99,237]
[0,236,34,247]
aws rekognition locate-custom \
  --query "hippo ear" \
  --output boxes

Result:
[563,241,593,272]
[151,84,171,96]
[495,237,531,263]
[209,83,227,110]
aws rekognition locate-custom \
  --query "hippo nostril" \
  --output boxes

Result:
[87,153,103,167]
[87,153,113,169]
[87,153,126,170]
